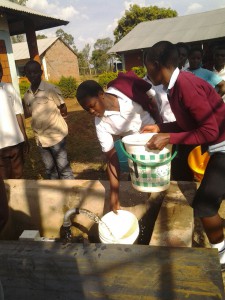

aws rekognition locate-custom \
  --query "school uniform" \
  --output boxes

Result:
[159,68,225,217]
[95,87,155,153]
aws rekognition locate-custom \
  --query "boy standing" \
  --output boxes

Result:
[143,41,225,270]
[0,62,28,179]
[24,60,74,179]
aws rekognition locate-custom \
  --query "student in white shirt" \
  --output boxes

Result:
[76,80,155,211]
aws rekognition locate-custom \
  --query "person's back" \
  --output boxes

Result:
[0,62,28,179]
[0,83,24,149]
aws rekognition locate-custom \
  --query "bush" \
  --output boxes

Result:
[57,76,78,98]
[19,80,30,98]
[98,72,118,88]
[131,66,146,78]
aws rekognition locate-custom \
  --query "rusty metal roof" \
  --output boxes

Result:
[109,8,225,53]
[12,37,59,60]
[0,0,68,35]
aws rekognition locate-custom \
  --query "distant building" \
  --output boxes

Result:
[13,37,79,81]
[0,0,68,91]
[109,8,225,70]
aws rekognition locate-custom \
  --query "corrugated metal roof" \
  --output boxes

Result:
[12,37,59,60]
[109,8,225,53]
[0,0,68,35]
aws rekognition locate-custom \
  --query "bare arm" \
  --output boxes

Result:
[16,114,29,154]
[216,80,225,97]
[105,147,121,212]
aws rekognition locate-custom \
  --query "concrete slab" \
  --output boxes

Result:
[150,181,197,247]
[0,180,151,241]
[0,241,224,300]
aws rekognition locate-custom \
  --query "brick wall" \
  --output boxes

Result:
[124,50,144,70]
[44,39,79,81]
[0,40,12,83]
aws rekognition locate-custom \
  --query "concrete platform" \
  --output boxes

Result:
[0,179,151,241]
[150,181,197,247]
[0,241,224,300]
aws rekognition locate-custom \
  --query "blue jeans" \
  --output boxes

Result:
[39,138,74,179]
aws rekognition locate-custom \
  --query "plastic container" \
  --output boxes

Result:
[120,133,177,192]
[98,210,139,244]
[114,140,129,172]
[188,145,210,182]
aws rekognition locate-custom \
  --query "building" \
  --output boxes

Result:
[109,8,225,70]
[0,0,68,91]
[13,37,79,81]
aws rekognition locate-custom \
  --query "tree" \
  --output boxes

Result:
[56,29,78,54]
[78,44,91,75]
[36,34,47,40]
[8,0,27,5]
[114,4,177,43]
[91,38,114,74]
[11,34,25,43]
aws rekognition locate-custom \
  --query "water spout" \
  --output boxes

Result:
[63,207,80,227]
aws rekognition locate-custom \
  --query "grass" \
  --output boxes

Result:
[23,98,107,180]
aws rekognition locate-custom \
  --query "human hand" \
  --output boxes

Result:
[146,133,170,150]
[141,124,160,133]
[60,104,68,119]
[110,194,120,214]
[23,139,30,155]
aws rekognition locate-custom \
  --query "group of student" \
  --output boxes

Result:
[1,40,225,270]
[76,41,225,270]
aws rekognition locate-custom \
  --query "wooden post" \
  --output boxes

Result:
[24,18,41,63]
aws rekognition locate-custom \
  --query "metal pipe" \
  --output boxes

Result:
[63,207,80,227]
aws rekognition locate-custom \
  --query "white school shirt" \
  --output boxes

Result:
[0,82,24,149]
[143,76,176,123]
[95,87,155,153]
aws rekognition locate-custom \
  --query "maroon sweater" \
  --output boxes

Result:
[159,71,225,146]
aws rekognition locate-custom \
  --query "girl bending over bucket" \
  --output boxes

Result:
[76,72,160,212]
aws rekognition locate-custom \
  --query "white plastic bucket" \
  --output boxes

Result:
[98,210,139,244]
[121,133,176,193]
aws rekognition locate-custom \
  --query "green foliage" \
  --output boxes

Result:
[98,72,118,88]
[11,34,25,43]
[114,4,177,43]
[91,37,114,74]
[56,29,78,54]
[57,76,78,98]
[78,44,91,75]
[131,66,146,78]
[19,80,30,98]
[8,0,27,5]
[36,34,47,40]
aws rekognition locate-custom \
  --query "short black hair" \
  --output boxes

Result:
[176,42,189,54]
[188,47,203,57]
[24,60,42,73]
[145,41,179,68]
[76,80,103,106]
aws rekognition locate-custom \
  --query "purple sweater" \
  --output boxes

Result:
[159,71,225,146]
